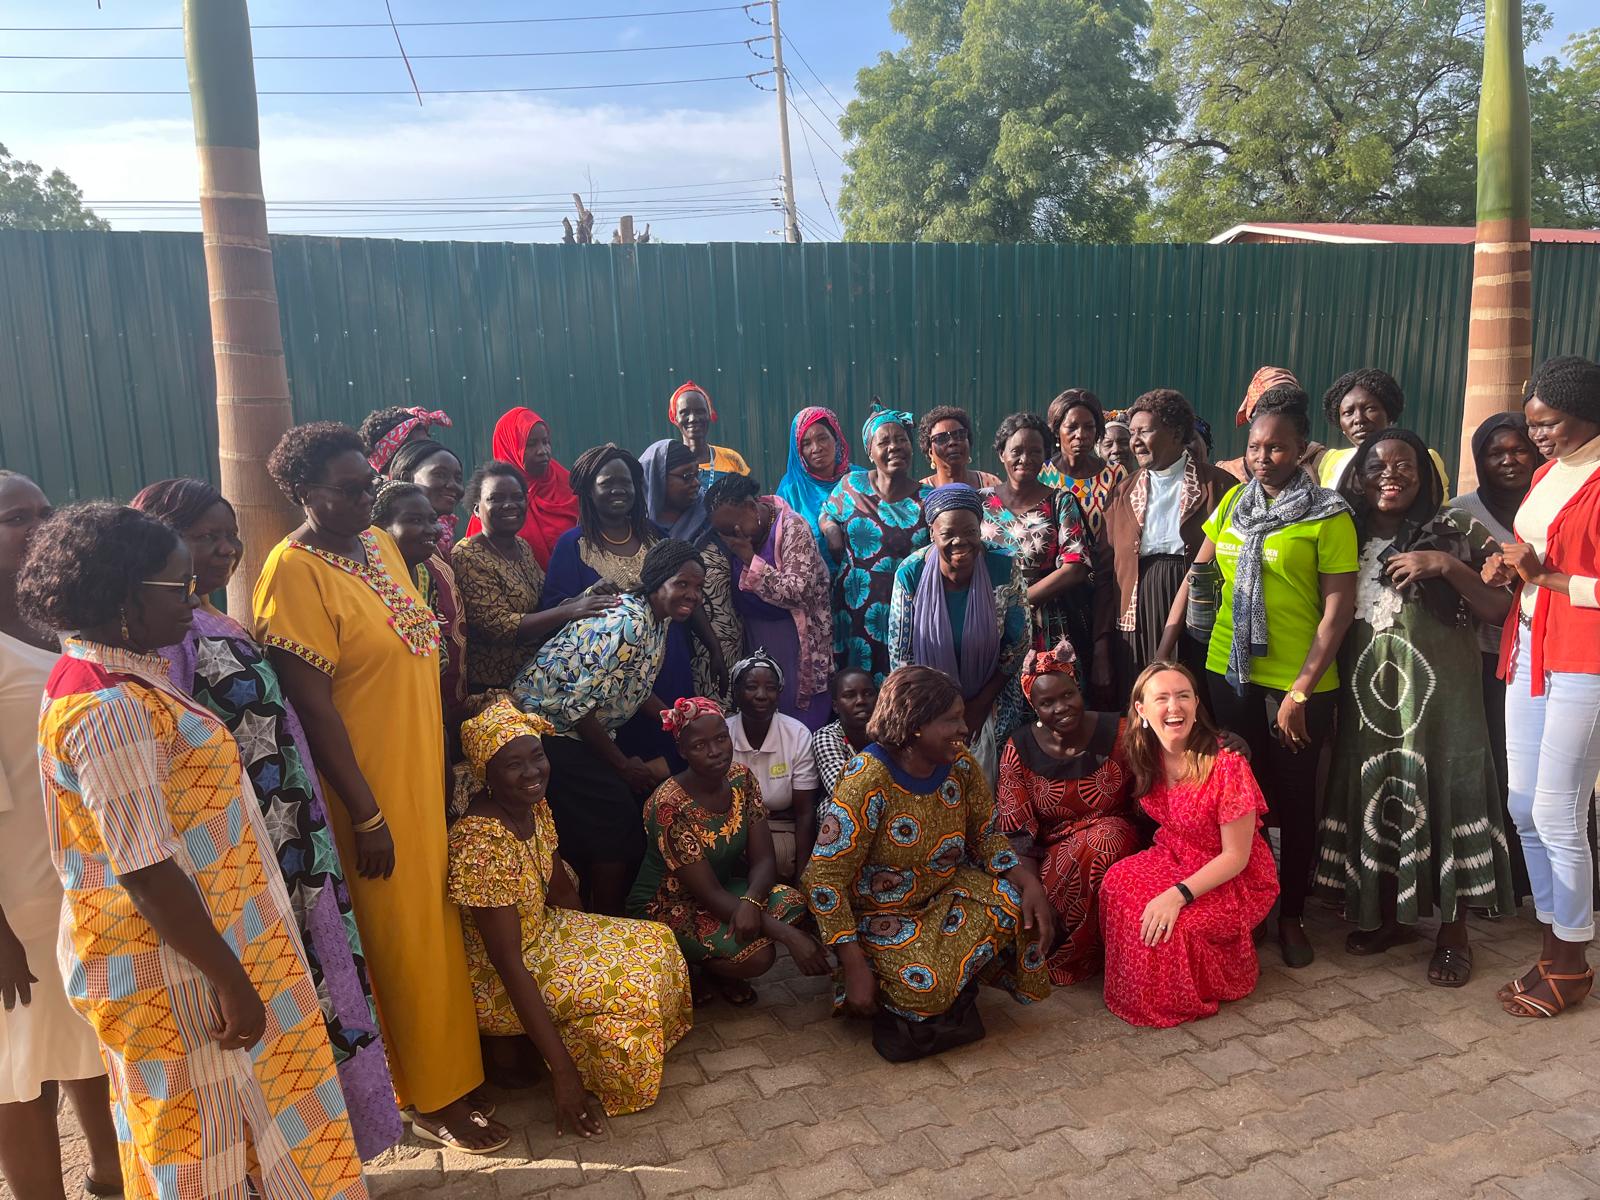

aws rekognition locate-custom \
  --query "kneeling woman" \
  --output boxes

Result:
[1101,663,1278,1028]
[802,666,1053,1062]
[448,700,691,1132]
[627,698,830,1005]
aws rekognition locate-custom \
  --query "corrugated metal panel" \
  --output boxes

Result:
[3,231,1597,503]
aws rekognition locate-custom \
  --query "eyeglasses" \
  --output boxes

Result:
[143,575,199,600]
[308,478,378,502]
[930,429,969,447]
[667,468,701,485]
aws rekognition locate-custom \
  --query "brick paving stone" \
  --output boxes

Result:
[1136,1095,1222,1143]
[1242,1025,1322,1064]
[1255,1061,1340,1103]
[1059,1121,1158,1168]
[1203,1123,1295,1171]
[1535,1101,1600,1147]
[1294,980,1368,1015]
[1275,1141,1368,1191]
[710,1130,808,1185]
[1501,1165,1600,1200]
[864,1096,951,1139]
[1201,1159,1314,1199]
[773,1158,876,1200]
[926,1109,1022,1159]
[695,1044,772,1077]
[850,1129,953,1186]
[1001,1092,1086,1140]
[1392,1099,1494,1146]
[988,1129,1091,1191]
[548,1177,644,1200]
[730,1091,817,1137]
[1302,1010,1386,1047]
[1457,1077,1544,1125]
[635,1155,727,1199]
[1264,1095,1361,1143]
[1126,1133,1232,1189]
[1517,1064,1593,1103]
[1189,1041,1272,1083]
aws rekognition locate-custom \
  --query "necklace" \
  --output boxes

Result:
[599,526,634,547]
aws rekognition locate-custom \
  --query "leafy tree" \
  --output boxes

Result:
[0,142,109,231]
[1529,29,1600,227]
[1139,0,1552,241]
[838,0,1173,242]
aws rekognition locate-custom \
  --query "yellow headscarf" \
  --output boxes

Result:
[460,697,553,783]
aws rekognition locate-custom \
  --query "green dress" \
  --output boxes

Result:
[1313,508,1516,927]
[626,765,807,962]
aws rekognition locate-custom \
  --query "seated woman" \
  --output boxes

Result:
[888,484,1031,778]
[1314,430,1517,985]
[1318,368,1452,493]
[725,653,820,882]
[1101,663,1278,1029]
[454,462,613,695]
[372,479,466,722]
[627,698,829,1005]
[801,666,1053,1062]
[448,699,691,1132]
[811,667,880,798]
[996,645,1141,987]
[514,539,708,916]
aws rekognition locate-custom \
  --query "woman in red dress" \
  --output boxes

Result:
[996,644,1141,986]
[1100,662,1278,1028]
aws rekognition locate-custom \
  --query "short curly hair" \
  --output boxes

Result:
[1045,388,1105,439]
[17,502,179,633]
[466,460,525,509]
[267,421,367,503]
[1527,355,1600,424]
[917,406,974,457]
[1322,368,1404,426]
[703,472,762,513]
[1127,389,1196,446]
[992,411,1052,458]
[867,665,962,751]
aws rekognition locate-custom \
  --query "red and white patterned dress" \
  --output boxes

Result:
[1099,750,1277,1028]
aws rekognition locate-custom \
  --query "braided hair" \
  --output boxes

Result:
[702,472,762,513]
[569,444,654,546]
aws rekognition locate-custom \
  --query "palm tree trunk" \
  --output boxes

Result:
[1459,0,1533,492]
[184,0,295,614]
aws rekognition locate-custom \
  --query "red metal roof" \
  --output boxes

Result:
[1210,221,1600,245]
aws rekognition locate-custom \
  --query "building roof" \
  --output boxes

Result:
[1209,221,1600,245]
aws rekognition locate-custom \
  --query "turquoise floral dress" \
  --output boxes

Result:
[512,592,669,735]
[820,469,931,684]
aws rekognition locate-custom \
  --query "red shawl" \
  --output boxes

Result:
[462,407,578,569]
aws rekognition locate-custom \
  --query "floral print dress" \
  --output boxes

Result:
[980,486,1091,661]
[446,808,692,1117]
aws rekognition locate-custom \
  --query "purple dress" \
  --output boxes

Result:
[731,506,834,730]
[161,608,403,1160]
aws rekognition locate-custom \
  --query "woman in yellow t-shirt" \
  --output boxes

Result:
[1159,385,1358,971]
[1318,368,1452,495]
[668,380,751,490]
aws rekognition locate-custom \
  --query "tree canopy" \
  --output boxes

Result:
[837,0,1172,242]
[1530,30,1600,227]
[0,143,109,231]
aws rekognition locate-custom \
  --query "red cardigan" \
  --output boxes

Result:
[1497,460,1600,694]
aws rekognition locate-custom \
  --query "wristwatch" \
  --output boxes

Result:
[1287,689,1308,705]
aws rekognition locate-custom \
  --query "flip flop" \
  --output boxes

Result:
[719,979,759,1007]
[84,1175,123,1198]
[409,1110,509,1155]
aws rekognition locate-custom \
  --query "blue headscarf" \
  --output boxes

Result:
[776,406,850,534]
[861,402,914,451]
[922,482,984,523]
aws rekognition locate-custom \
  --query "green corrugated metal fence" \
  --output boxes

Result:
[3,231,1597,504]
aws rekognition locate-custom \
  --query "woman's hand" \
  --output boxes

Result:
[722,530,756,565]
[551,1065,604,1138]
[618,757,661,795]
[841,953,878,1017]
[1218,730,1252,760]
[1384,550,1456,588]
[0,923,36,1011]
[962,699,992,741]
[563,594,621,622]
[730,897,764,944]
[354,823,397,880]
[209,972,267,1050]
[783,929,832,976]
[1275,693,1309,753]
[1010,869,1056,952]
[1481,551,1515,587]
[1139,887,1186,947]
[1498,542,1548,586]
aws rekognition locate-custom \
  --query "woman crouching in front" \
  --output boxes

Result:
[802,665,1053,1062]
[1100,663,1278,1028]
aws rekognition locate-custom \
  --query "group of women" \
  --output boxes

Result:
[2,356,1599,1198]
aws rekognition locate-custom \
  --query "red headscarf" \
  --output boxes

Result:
[1235,366,1300,427]
[462,408,578,569]
[1020,641,1079,704]
[660,696,725,739]
[667,380,718,425]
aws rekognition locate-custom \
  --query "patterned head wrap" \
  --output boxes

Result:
[1235,366,1300,428]
[861,401,914,451]
[367,407,453,472]
[730,649,785,695]
[667,381,717,425]
[921,482,983,523]
[1020,640,1079,704]
[1193,415,1214,452]
[460,697,553,783]
[660,696,725,740]
[1104,410,1129,431]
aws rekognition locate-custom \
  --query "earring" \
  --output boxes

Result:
[119,608,132,643]
[1141,717,1150,729]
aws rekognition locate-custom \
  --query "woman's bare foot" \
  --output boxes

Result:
[413,1099,510,1152]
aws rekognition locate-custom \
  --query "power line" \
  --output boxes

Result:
[0,72,773,97]
[786,92,846,165]
[789,93,841,238]
[84,179,779,205]
[781,31,847,116]
[0,5,759,33]
[258,208,776,236]
[0,39,762,62]
[782,70,847,159]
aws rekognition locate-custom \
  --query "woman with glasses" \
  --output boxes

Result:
[918,406,1000,489]
[131,478,402,1160]
[254,422,509,1154]
[22,502,368,1197]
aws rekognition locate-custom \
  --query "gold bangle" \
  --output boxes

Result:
[739,894,765,910]
[352,811,386,834]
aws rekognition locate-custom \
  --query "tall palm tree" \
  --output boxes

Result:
[184,0,295,612]
[1459,0,1533,492]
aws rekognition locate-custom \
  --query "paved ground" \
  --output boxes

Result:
[32,906,1600,1200]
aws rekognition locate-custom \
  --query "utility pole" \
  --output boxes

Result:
[184,0,296,611]
[769,0,801,243]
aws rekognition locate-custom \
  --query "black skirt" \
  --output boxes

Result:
[540,733,647,870]
[1109,553,1191,700]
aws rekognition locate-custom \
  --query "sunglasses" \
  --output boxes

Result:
[143,575,199,601]
[930,429,969,447]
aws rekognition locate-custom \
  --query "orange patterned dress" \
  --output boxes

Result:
[446,808,691,1116]
[38,639,365,1200]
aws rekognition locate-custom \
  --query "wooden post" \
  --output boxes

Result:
[1459,0,1533,492]
[183,0,295,612]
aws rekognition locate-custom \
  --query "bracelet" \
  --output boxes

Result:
[739,894,765,911]
[1174,881,1195,905]
[352,811,387,834]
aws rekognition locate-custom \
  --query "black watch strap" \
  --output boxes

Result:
[1174,881,1195,905]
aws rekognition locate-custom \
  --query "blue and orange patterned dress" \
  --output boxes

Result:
[801,746,1052,1020]
[38,639,366,1200]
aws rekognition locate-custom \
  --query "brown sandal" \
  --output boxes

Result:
[1498,959,1552,1003]
[1502,964,1594,1018]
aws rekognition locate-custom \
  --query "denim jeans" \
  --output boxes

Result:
[1505,623,1600,943]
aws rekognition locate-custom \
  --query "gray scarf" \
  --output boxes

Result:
[1224,468,1349,693]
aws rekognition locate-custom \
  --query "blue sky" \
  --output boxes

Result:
[0,0,1591,243]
